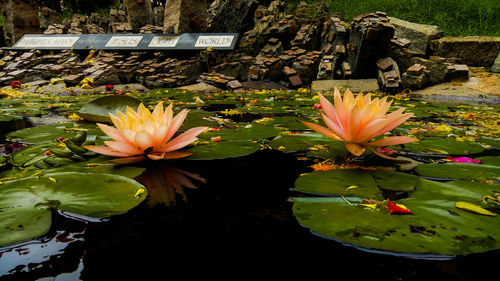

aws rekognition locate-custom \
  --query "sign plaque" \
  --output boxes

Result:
[15,36,80,48]
[12,33,239,51]
[195,35,234,48]
[105,36,143,48]
[148,36,180,48]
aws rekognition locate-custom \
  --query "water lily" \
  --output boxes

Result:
[85,102,208,164]
[300,88,417,158]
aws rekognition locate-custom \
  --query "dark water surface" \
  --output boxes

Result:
[1,150,499,281]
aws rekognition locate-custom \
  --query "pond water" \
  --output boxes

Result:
[0,88,499,280]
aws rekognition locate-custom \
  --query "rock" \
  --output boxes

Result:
[388,17,443,55]
[1,0,41,46]
[491,51,500,73]
[311,79,379,93]
[401,64,430,90]
[450,64,470,80]
[430,36,500,67]
[164,0,208,33]
[346,12,395,78]
[177,82,221,92]
[209,0,258,33]
[123,0,153,32]
[376,57,401,92]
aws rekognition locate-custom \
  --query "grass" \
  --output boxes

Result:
[288,0,500,36]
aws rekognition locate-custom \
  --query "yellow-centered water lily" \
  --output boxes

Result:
[300,88,417,158]
[85,102,207,164]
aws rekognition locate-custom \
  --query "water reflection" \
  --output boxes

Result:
[136,164,206,207]
[0,216,85,280]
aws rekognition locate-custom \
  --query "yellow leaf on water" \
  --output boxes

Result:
[135,188,145,198]
[455,201,497,216]
[359,203,377,209]
[345,185,358,190]
[49,177,57,183]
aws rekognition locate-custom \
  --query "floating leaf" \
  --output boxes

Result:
[186,140,260,160]
[414,163,500,181]
[400,137,484,155]
[0,172,146,246]
[293,178,500,256]
[77,95,142,123]
[454,201,497,217]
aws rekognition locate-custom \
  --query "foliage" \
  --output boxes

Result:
[289,0,500,36]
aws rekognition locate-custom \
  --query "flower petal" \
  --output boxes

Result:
[299,120,342,141]
[365,136,418,147]
[104,141,142,155]
[97,123,130,144]
[84,145,132,157]
[135,131,154,150]
[159,126,208,153]
[110,156,145,164]
[345,143,365,156]
[163,109,189,144]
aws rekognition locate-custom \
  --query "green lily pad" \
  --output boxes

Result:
[198,124,284,142]
[269,133,335,152]
[293,169,382,199]
[1,154,145,179]
[10,142,56,167]
[7,122,101,144]
[477,136,500,148]
[293,178,500,256]
[414,163,500,181]
[293,170,418,200]
[0,172,147,246]
[400,137,484,155]
[476,156,500,166]
[77,95,142,123]
[187,140,260,160]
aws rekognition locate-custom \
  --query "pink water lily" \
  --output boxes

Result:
[300,88,417,158]
[85,102,208,164]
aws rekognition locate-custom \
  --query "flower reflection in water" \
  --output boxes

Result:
[136,164,206,207]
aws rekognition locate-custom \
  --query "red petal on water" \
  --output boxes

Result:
[387,200,413,215]
[446,157,482,164]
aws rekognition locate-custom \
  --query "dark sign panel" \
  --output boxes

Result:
[11,33,239,51]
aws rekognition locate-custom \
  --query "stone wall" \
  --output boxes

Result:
[1,0,41,46]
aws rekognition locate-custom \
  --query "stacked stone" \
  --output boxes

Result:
[43,24,66,35]
[68,15,87,34]
[346,12,395,78]
[109,7,133,33]
[139,25,164,34]
[376,57,401,92]
[198,72,237,89]
[212,53,254,82]
[317,16,348,80]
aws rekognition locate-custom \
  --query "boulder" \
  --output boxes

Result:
[123,0,153,32]
[491,51,500,73]
[209,0,258,33]
[311,79,379,93]
[389,17,443,55]
[164,0,208,33]
[430,36,500,67]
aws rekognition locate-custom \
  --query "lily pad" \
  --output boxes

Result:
[0,172,147,246]
[399,137,484,155]
[9,142,56,167]
[77,95,142,123]
[293,178,500,256]
[414,163,500,181]
[7,122,101,144]
[293,170,418,198]
[186,140,260,160]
